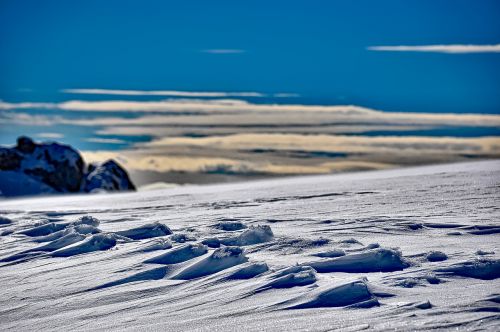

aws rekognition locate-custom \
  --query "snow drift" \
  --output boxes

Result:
[304,248,410,273]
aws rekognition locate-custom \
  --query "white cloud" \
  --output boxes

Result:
[62,89,265,98]
[273,93,300,98]
[0,112,59,126]
[3,99,500,128]
[86,137,126,144]
[367,44,500,53]
[81,133,500,176]
[201,49,245,54]
[143,133,500,155]
[36,132,64,139]
[0,100,54,110]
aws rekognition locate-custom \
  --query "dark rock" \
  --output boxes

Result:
[0,147,22,170]
[16,136,37,153]
[21,142,85,192]
[0,136,135,197]
[83,160,136,192]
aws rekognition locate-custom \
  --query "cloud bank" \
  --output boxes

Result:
[2,98,500,128]
[3,95,500,183]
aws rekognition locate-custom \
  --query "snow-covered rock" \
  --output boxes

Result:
[83,160,135,193]
[0,136,135,197]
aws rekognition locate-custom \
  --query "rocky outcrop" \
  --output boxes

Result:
[83,160,136,193]
[0,136,135,197]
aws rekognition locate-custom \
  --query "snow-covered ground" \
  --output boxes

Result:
[0,160,499,331]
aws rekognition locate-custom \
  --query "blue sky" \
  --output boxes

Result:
[1,0,499,114]
[1,0,500,183]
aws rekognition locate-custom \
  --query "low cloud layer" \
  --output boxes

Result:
[2,95,500,185]
[2,98,500,128]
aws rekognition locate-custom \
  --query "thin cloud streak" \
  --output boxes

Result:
[36,132,64,139]
[86,137,126,144]
[62,89,266,98]
[201,49,246,54]
[367,44,500,53]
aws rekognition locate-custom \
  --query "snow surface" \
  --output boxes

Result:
[0,160,499,331]
[0,171,57,197]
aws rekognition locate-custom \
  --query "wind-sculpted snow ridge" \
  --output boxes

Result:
[226,262,269,279]
[50,233,118,257]
[435,259,500,280]
[303,248,410,273]
[312,248,346,258]
[115,222,172,240]
[0,160,499,331]
[0,216,12,225]
[256,265,318,291]
[135,238,173,252]
[144,243,208,264]
[17,215,99,237]
[285,279,378,309]
[220,225,274,246]
[172,246,248,280]
[213,220,248,231]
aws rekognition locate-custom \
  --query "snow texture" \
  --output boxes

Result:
[0,160,499,331]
